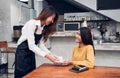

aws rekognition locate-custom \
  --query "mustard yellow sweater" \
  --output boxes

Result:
[72,45,95,68]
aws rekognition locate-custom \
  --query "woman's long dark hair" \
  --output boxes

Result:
[79,27,95,54]
[35,6,58,42]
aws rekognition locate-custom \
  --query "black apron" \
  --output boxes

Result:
[14,34,42,78]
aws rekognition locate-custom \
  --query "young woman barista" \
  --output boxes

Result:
[14,6,62,78]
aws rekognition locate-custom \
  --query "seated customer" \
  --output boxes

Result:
[63,27,95,68]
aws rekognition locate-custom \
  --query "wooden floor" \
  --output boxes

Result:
[23,63,120,78]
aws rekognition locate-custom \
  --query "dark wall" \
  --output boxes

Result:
[97,0,120,10]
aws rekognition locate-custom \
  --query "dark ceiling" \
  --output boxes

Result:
[45,0,89,15]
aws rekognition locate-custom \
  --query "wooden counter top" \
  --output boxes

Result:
[23,63,120,78]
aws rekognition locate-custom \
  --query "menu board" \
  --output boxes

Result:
[64,22,80,31]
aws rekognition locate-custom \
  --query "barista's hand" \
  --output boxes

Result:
[45,53,62,65]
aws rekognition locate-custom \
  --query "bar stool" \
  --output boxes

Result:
[0,41,16,78]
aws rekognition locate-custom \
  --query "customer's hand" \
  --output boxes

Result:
[62,59,72,66]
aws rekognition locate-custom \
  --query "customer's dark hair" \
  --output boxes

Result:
[80,27,93,45]
[79,27,95,54]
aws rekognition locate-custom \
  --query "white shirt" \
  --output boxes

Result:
[17,19,50,57]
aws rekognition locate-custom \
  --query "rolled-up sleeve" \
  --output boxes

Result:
[23,20,50,57]
[38,39,51,53]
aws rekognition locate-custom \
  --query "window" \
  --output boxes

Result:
[18,0,28,4]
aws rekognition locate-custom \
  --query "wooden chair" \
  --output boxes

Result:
[0,41,16,78]
[0,41,16,53]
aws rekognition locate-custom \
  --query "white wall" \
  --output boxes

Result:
[98,10,120,22]
[34,0,44,16]
[0,0,33,42]
[74,0,97,10]
[11,0,31,26]
[0,0,11,41]
[50,37,76,59]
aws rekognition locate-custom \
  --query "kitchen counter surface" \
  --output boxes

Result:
[8,42,120,51]
[94,43,120,51]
